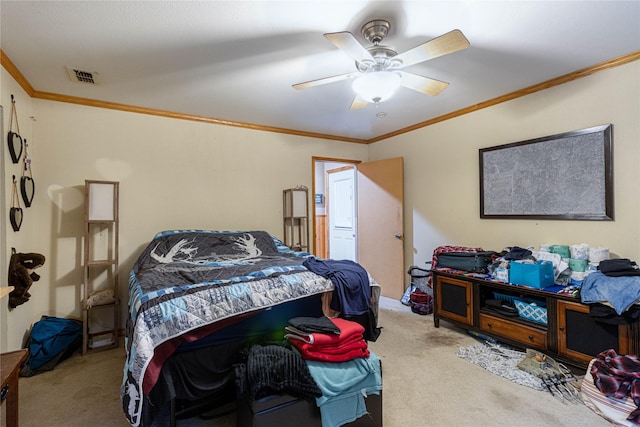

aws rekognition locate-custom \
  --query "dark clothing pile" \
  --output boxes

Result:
[591,349,640,423]
[302,257,370,316]
[599,259,640,277]
[288,316,341,335]
[302,256,381,341]
[503,246,533,261]
[234,344,322,401]
[589,303,640,325]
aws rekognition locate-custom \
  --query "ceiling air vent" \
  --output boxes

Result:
[66,67,100,85]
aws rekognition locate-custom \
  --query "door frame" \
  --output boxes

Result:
[312,157,360,257]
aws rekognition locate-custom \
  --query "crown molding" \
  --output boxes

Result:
[2,49,638,144]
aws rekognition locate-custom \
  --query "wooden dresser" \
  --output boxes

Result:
[432,269,638,368]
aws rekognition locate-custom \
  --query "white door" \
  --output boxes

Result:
[327,166,357,261]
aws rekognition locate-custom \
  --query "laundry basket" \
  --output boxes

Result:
[401,265,432,306]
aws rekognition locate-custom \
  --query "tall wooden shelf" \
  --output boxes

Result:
[283,188,309,252]
[82,180,119,355]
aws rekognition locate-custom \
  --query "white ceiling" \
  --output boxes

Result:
[1,1,639,143]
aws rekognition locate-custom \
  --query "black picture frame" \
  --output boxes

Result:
[479,124,613,220]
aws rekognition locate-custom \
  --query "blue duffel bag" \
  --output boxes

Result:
[20,315,82,377]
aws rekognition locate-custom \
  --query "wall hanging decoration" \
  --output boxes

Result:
[10,175,23,231]
[20,139,35,207]
[479,124,613,220]
[7,94,23,163]
[8,247,46,308]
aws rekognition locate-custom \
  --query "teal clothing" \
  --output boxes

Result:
[306,352,382,427]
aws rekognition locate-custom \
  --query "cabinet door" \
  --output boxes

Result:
[557,300,630,364]
[435,275,473,326]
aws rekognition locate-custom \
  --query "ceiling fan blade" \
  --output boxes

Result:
[324,31,375,63]
[394,29,470,68]
[292,73,355,90]
[399,71,449,96]
[349,95,369,110]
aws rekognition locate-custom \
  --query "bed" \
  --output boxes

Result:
[120,230,380,426]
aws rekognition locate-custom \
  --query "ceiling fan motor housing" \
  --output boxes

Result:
[361,20,391,45]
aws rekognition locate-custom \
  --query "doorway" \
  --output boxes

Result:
[312,156,405,299]
[312,158,359,260]
[327,165,357,261]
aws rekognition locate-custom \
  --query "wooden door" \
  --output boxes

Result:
[357,157,404,299]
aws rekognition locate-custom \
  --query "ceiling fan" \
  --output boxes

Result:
[293,19,470,109]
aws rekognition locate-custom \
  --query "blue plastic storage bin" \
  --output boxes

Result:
[510,261,554,289]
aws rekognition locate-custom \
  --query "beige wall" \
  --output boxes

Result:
[1,68,369,350]
[2,60,639,352]
[2,71,35,351]
[369,60,640,269]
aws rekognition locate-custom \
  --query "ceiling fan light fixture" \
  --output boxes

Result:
[352,71,401,104]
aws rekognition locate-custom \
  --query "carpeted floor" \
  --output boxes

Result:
[15,297,612,426]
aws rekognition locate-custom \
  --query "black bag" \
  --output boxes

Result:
[437,251,496,273]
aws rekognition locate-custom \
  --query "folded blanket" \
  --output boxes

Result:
[285,317,364,346]
[290,334,367,354]
[286,332,363,350]
[288,316,341,335]
[306,352,382,427]
[290,337,369,362]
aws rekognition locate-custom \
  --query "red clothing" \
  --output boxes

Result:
[286,317,364,346]
[290,337,369,362]
[290,334,366,355]
[286,317,369,362]
[591,349,640,423]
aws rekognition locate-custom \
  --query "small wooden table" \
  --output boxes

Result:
[1,349,28,427]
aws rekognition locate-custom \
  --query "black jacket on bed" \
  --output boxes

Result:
[302,257,371,316]
[302,257,381,342]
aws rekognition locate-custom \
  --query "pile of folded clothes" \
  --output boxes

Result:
[581,259,640,318]
[285,316,382,427]
[285,316,369,362]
